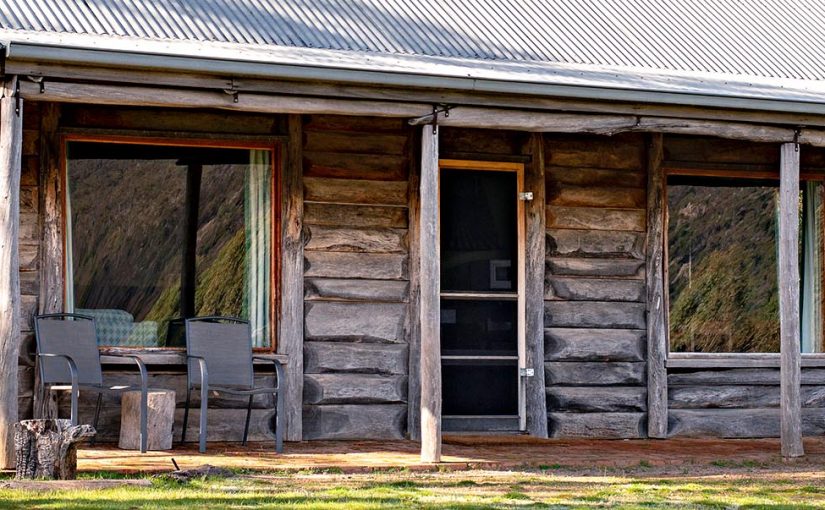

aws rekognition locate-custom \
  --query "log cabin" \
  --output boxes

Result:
[1,0,825,466]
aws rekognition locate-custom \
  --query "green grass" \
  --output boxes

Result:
[3,467,825,509]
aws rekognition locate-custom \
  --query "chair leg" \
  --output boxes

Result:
[275,389,284,454]
[242,395,253,446]
[139,388,148,454]
[199,384,208,454]
[181,387,192,445]
[70,387,79,427]
[90,392,103,446]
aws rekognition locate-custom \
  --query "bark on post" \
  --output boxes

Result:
[0,76,23,469]
[14,419,95,480]
[646,133,668,438]
[419,125,441,462]
[779,142,803,458]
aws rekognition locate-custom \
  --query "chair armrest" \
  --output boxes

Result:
[252,356,285,390]
[38,353,79,389]
[100,353,148,393]
[187,355,209,388]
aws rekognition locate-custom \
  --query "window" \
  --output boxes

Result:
[667,176,823,353]
[65,139,276,349]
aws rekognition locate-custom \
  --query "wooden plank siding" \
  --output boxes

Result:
[301,115,413,440]
[544,133,648,438]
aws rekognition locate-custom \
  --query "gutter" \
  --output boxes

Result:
[7,41,825,117]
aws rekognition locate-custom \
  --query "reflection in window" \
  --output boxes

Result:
[668,177,823,353]
[65,142,272,348]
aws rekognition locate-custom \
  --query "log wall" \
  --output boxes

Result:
[18,102,40,422]
[301,115,412,439]
[543,133,648,438]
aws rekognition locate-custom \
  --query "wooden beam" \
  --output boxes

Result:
[35,102,61,420]
[0,77,23,468]
[19,81,430,118]
[646,133,668,439]
[278,114,304,441]
[407,127,422,441]
[779,142,804,459]
[15,60,825,129]
[180,163,202,319]
[419,125,441,463]
[524,133,548,437]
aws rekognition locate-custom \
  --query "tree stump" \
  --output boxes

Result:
[119,390,175,451]
[14,419,96,480]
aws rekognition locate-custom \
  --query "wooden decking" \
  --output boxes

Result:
[71,436,825,474]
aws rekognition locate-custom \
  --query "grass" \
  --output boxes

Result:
[3,466,825,509]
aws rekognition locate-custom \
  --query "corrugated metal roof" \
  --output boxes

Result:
[2,0,825,82]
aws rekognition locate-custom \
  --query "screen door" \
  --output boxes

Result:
[439,160,526,432]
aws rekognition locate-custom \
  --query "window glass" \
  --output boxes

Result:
[66,142,273,348]
[667,177,823,353]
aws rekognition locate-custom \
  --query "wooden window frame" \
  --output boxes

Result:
[663,166,825,368]
[60,133,282,355]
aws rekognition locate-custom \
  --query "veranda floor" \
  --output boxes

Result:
[72,436,825,474]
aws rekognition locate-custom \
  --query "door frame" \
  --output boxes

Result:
[438,159,527,431]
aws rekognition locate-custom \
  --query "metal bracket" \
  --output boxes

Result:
[13,79,20,116]
[518,192,534,201]
[27,76,45,94]
[794,128,801,152]
[223,86,239,103]
[519,368,535,377]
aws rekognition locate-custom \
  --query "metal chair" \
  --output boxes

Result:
[34,313,151,453]
[181,316,284,453]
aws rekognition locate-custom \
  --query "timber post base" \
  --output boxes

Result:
[119,390,175,451]
[13,419,96,480]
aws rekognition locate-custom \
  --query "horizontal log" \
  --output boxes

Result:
[544,328,646,362]
[545,361,646,385]
[21,81,431,118]
[304,131,408,156]
[19,271,38,298]
[20,296,36,332]
[304,341,408,375]
[19,213,37,243]
[547,386,646,412]
[668,408,825,438]
[668,368,825,386]
[304,251,408,280]
[545,134,644,170]
[304,302,407,342]
[548,412,645,439]
[547,206,646,232]
[304,151,408,181]
[546,258,644,278]
[304,226,407,253]
[305,177,408,206]
[667,353,825,368]
[19,245,37,272]
[547,229,644,258]
[304,203,408,228]
[546,277,645,302]
[669,385,825,409]
[548,185,645,209]
[545,301,646,329]
[547,166,646,188]
[305,278,409,302]
[302,404,407,440]
[303,374,407,404]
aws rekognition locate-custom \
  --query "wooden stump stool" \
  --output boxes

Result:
[14,419,96,480]
[119,390,175,451]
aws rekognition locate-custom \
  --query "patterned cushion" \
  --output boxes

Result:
[75,308,160,347]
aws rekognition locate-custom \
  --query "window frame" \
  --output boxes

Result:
[59,133,282,354]
[663,165,825,368]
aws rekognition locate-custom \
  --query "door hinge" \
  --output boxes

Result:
[519,368,535,377]
[518,192,533,201]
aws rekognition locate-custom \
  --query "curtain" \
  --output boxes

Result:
[244,150,272,348]
[64,175,75,313]
[802,182,823,353]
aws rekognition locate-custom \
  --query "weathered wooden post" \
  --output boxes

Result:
[779,141,803,459]
[646,134,668,439]
[0,76,23,469]
[419,124,441,463]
